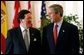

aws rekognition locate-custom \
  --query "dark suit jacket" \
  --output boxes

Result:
[42,20,79,54]
[5,27,41,54]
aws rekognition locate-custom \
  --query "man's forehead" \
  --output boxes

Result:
[48,8,54,13]
[25,13,31,15]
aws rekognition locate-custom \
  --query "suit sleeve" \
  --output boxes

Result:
[71,26,79,54]
[37,29,41,49]
[5,30,13,54]
[42,27,49,54]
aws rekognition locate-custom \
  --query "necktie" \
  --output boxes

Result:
[53,24,58,44]
[24,29,29,51]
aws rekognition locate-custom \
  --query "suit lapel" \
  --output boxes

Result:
[57,21,66,44]
[29,28,34,44]
[17,27,27,51]
[29,28,35,45]
[47,23,56,54]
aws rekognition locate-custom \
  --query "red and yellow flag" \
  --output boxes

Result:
[1,1,8,54]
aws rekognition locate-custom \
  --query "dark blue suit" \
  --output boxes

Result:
[42,20,79,54]
[5,27,41,54]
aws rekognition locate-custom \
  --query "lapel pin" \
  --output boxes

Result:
[63,30,65,32]
[34,38,37,41]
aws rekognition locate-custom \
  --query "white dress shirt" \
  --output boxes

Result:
[20,25,30,44]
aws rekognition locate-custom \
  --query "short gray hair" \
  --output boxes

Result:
[49,4,63,17]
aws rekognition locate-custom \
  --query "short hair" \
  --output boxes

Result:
[49,4,63,17]
[17,10,31,23]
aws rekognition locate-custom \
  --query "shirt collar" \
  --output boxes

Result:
[20,24,29,32]
[20,24,25,32]
[54,18,63,27]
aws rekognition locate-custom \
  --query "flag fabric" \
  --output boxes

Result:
[41,1,51,31]
[1,1,8,54]
[28,1,31,11]
[41,1,46,19]
[41,1,46,27]
[28,1,32,27]
[13,1,20,28]
[40,1,50,29]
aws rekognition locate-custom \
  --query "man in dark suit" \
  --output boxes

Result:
[5,10,41,54]
[42,4,79,54]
